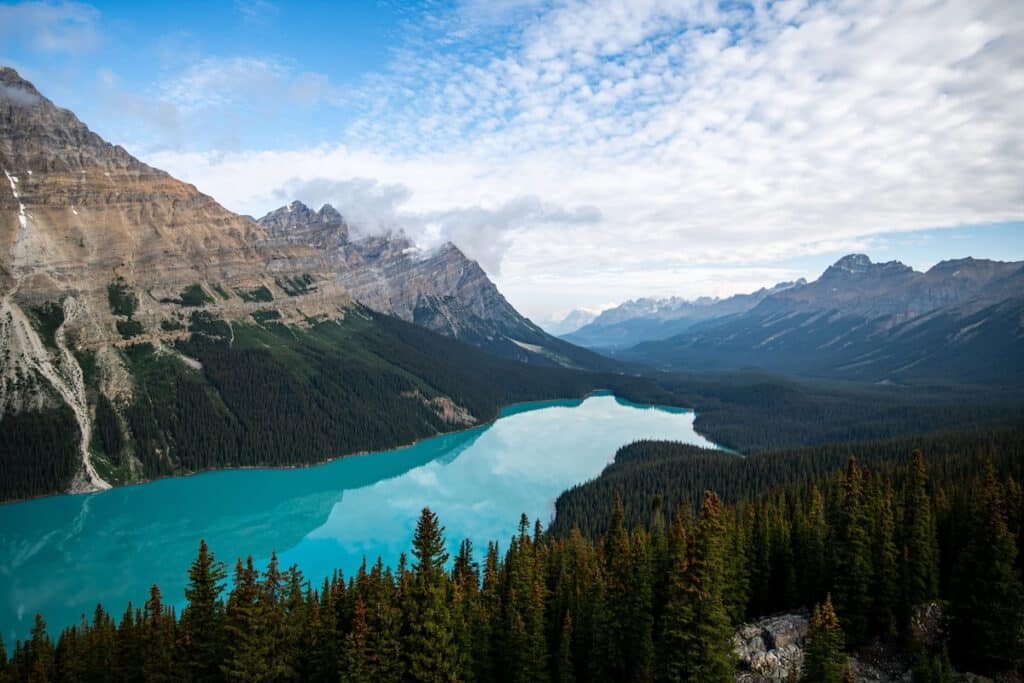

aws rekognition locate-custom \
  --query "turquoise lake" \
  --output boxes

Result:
[0,393,718,645]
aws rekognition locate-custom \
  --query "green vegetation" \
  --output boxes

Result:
[250,309,280,325]
[116,319,144,339]
[235,285,273,303]
[188,311,232,340]
[160,318,184,332]
[26,303,64,350]
[180,284,214,307]
[0,406,81,500]
[275,273,315,296]
[107,279,138,318]
[4,442,1021,681]
[211,283,231,300]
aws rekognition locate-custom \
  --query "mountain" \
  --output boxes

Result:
[0,67,623,501]
[622,254,1024,386]
[256,201,618,370]
[538,308,599,336]
[564,280,805,349]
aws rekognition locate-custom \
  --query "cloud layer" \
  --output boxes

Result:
[134,0,1023,315]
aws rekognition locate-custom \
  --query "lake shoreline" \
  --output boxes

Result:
[1,388,711,507]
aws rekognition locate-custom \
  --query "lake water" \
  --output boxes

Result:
[0,393,718,645]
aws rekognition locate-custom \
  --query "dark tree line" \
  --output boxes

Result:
[3,444,1021,681]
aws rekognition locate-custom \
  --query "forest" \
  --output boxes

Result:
[4,306,1022,501]
[2,428,1021,681]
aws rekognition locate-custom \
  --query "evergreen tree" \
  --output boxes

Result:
[950,467,1024,673]
[833,457,873,645]
[659,492,734,682]
[801,595,846,683]
[341,597,374,683]
[180,540,228,682]
[27,614,54,683]
[402,508,456,682]
[554,612,574,683]
[221,557,273,682]
[141,585,176,682]
[901,451,939,626]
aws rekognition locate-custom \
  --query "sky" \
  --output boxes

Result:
[2,0,1023,321]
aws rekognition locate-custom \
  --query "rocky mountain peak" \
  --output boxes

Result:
[258,200,349,245]
[1,66,151,175]
[823,253,913,279]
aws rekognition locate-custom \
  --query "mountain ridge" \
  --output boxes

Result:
[620,253,1024,386]
[256,200,620,370]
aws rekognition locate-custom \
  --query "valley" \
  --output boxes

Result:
[1,17,1023,680]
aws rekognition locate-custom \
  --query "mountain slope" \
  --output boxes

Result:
[622,254,1024,386]
[0,68,623,501]
[564,280,805,349]
[257,201,620,370]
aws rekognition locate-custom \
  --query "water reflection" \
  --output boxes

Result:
[0,394,718,644]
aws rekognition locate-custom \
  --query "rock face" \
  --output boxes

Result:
[256,202,618,369]
[734,612,808,682]
[1,67,352,491]
[733,612,917,683]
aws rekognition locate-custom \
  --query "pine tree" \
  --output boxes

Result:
[341,597,375,683]
[27,613,54,683]
[221,557,273,682]
[141,585,176,682]
[659,492,734,682]
[833,457,873,645]
[801,595,846,683]
[950,467,1024,673]
[555,612,574,683]
[902,451,939,629]
[869,481,899,637]
[402,507,456,682]
[180,539,228,681]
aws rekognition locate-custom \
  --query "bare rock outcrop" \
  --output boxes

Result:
[734,612,808,682]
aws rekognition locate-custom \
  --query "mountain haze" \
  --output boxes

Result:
[565,280,805,349]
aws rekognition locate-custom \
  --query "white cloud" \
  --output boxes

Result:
[266,176,601,273]
[142,0,1024,317]
[0,82,41,107]
[0,1,100,54]
[158,56,339,112]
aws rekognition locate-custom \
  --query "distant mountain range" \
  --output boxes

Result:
[618,254,1024,386]
[537,309,598,336]
[564,280,805,349]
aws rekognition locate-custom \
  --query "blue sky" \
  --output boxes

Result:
[2,0,1023,319]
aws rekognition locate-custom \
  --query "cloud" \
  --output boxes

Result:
[158,57,338,112]
[235,0,278,25]
[267,176,601,273]
[0,1,100,53]
[142,0,1024,316]
[0,82,41,107]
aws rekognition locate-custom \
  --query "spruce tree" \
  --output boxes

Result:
[659,492,734,682]
[833,457,873,645]
[950,467,1024,673]
[902,451,939,626]
[402,507,456,682]
[801,595,846,683]
[141,585,176,682]
[221,557,273,682]
[180,540,228,682]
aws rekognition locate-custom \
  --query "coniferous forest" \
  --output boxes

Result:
[2,430,1022,682]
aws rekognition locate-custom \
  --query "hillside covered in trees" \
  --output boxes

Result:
[3,429,1021,681]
